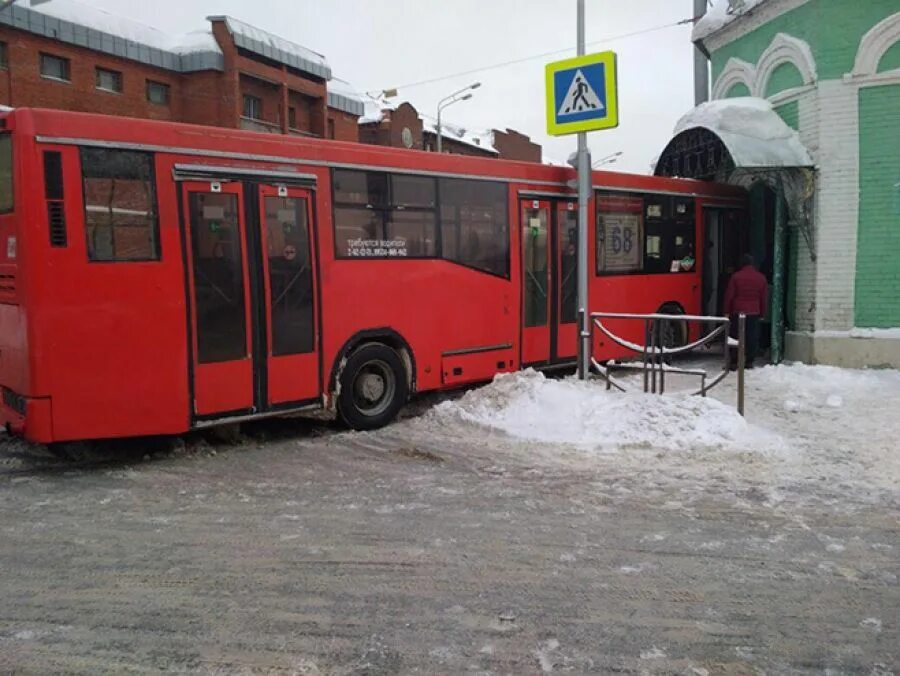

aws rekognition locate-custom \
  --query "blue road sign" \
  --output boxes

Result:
[545,51,618,135]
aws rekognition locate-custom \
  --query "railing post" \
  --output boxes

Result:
[659,319,666,395]
[723,316,731,385]
[643,319,650,393]
[737,313,746,416]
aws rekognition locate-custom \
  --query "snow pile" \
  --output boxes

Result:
[693,0,768,42]
[673,97,813,168]
[434,369,777,453]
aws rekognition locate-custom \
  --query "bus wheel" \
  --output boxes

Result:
[337,343,409,430]
[658,303,688,352]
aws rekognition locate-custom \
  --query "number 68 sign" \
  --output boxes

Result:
[601,213,641,271]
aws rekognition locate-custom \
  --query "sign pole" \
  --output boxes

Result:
[576,0,592,379]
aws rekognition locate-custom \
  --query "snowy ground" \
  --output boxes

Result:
[0,361,898,673]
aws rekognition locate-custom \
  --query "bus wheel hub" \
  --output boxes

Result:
[357,373,385,402]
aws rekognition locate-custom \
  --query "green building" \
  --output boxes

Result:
[657,0,900,367]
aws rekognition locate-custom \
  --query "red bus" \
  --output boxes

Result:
[0,108,745,443]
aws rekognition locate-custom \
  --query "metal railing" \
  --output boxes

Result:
[588,311,747,415]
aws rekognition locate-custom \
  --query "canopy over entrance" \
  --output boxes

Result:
[655,97,817,365]
[654,97,813,180]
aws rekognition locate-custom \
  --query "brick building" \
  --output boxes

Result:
[657,0,900,367]
[360,100,542,162]
[0,0,363,140]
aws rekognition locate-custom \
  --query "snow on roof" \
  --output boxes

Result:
[169,30,220,56]
[359,96,399,124]
[422,118,498,154]
[693,0,769,43]
[211,15,330,80]
[8,0,223,72]
[673,97,812,168]
[30,0,220,55]
[327,78,365,116]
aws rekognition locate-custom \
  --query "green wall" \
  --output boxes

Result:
[774,100,800,130]
[856,84,900,328]
[724,82,752,98]
[764,62,805,97]
[712,0,900,83]
[879,40,900,72]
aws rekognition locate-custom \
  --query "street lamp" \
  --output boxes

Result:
[592,151,623,168]
[436,82,480,153]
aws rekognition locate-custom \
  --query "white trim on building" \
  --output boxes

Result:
[851,11,900,77]
[711,33,817,99]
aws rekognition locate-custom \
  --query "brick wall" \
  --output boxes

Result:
[327,108,359,142]
[240,73,282,129]
[0,19,345,140]
[0,26,183,121]
[810,79,860,331]
[491,128,542,163]
[423,131,495,158]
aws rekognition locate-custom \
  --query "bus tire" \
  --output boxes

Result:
[337,343,409,430]
[658,303,688,351]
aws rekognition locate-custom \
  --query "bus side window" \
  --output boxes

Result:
[439,178,508,277]
[80,147,160,262]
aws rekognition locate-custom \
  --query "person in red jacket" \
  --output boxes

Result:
[723,254,768,369]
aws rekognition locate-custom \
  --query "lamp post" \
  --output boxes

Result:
[436,82,480,153]
[592,151,623,168]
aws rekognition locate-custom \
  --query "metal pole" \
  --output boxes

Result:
[436,107,442,153]
[576,0,592,379]
[693,0,709,106]
[642,319,650,393]
[771,180,787,364]
[737,314,746,416]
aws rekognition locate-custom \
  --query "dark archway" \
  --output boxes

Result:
[654,127,735,181]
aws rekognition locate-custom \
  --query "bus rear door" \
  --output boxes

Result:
[181,179,320,420]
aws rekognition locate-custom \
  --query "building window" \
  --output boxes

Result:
[288,107,296,129]
[243,94,262,120]
[146,80,169,105]
[81,148,160,262]
[40,53,70,82]
[0,43,8,70]
[95,67,123,93]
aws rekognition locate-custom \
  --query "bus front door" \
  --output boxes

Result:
[182,180,320,421]
[255,185,320,407]
[182,181,254,417]
[521,198,579,367]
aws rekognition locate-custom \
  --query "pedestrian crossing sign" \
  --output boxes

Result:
[545,51,618,136]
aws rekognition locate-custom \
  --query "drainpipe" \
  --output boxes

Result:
[693,0,709,105]
[771,180,787,364]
